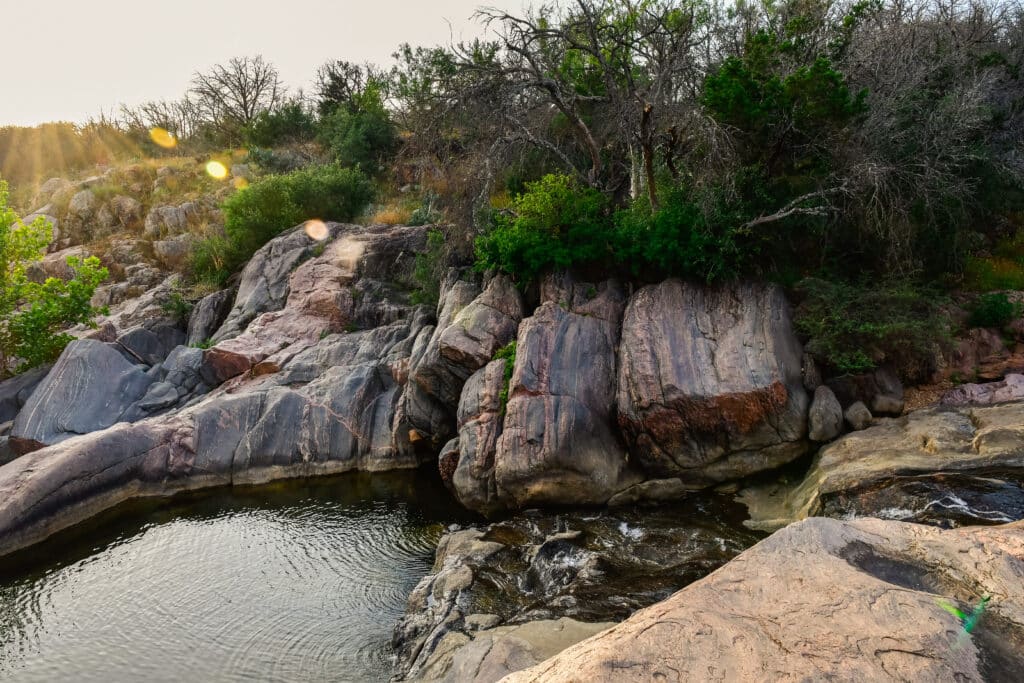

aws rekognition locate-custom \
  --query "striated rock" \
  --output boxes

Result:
[504,517,1024,683]
[445,360,507,514]
[808,385,843,442]
[740,401,1024,531]
[616,280,808,485]
[116,323,186,366]
[186,289,234,347]
[493,281,638,510]
[0,365,51,425]
[942,373,1024,406]
[406,272,522,454]
[844,400,872,430]
[9,340,155,454]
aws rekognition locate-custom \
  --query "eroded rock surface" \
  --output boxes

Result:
[616,280,809,485]
[740,401,1024,531]
[504,517,1024,683]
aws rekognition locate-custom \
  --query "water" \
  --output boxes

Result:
[0,471,475,683]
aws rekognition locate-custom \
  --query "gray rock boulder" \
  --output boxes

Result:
[942,373,1024,406]
[186,289,234,347]
[116,323,186,366]
[9,340,155,454]
[844,400,872,430]
[0,365,51,424]
[616,280,809,485]
[153,234,195,270]
[109,195,143,230]
[504,517,1024,683]
[808,385,843,442]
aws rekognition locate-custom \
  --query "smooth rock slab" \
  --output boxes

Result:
[9,340,155,454]
[504,517,1024,683]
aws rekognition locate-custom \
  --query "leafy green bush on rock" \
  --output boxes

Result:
[191,164,374,285]
[0,180,108,376]
[968,292,1022,330]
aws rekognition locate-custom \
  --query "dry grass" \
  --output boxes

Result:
[370,204,415,225]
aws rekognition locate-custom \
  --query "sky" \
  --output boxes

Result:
[1,0,521,127]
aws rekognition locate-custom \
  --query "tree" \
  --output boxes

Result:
[0,179,108,376]
[190,56,284,136]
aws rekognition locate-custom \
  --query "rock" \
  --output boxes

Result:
[153,234,195,270]
[0,365,51,424]
[186,290,234,347]
[66,189,96,218]
[9,340,155,454]
[808,385,843,442]
[33,178,75,207]
[445,360,506,514]
[741,401,1024,530]
[844,400,872,430]
[393,504,760,681]
[945,327,1014,382]
[942,373,1024,406]
[406,272,523,453]
[109,195,143,230]
[801,352,821,391]
[616,280,809,485]
[134,381,179,412]
[143,204,193,239]
[870,392,905,416]
[493,282,639,510]
[827,366,905,408]
[116,324,186,366]
[504,517,1024,683]
[28,246,89,283]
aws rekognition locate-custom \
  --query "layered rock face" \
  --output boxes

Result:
[0,222,444,557]
[504,517,1024,682]
[616,280,809,484]
[740,401,1024,531]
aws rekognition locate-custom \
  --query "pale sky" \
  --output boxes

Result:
[1,0,521,127]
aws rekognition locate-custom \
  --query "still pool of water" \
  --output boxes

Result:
[0,471,475,683]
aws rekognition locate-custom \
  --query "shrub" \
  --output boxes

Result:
[246,101,316,147]
[968,292,1022,329]
[192,164,373,284]
[318,105,398,175]
[794,278,949,381]
[492,340,517,415]
[411,228,445,306]
[475,174,612,283]
[0,180,108,375]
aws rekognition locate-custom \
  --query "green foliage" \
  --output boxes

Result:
[0,180,108,374]
[246,101,316,147]
[968,292,1022,329]
[191,165,373,285]
[317,85,398,175]
[475,174,612,283]
[160,287,194,324]
[411,229,445,306]
[794,278,948,381]
[492,340,517,415]
[408,192,442,226]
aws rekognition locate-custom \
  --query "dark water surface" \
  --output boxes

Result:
[0,471,474,683]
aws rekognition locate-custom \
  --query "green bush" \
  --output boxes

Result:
[191,164,374,285]
[318,104,398,175]
[492,340,517,415]
[968,292,1022,329]
[475,174,612,283]
[794,278,949,381]
[246,101,317,147]
[0,180,108,375]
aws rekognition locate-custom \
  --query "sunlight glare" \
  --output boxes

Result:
[304,220,329,241]
[206,161,229,180]
[149,128,177,149]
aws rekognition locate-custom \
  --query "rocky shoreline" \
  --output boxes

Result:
[0,218,1023,679]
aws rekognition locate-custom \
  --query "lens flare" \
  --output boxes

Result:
[233,176,249,190]
[304,219,329,241]
[149,128,177,149]
[206,161,229,180]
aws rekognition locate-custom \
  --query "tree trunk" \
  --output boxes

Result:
[640,103,659,210]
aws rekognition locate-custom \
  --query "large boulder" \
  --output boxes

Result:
[740,401,1024,531]
[942,373,1024,406]
[186,289,234,347]
[807,385,843,442]
[492,280,639,510]
[0,365,51,424]
[504,517,1024,682]
[616,280,809,485]
[404,272,523,451]
[9,340,155,454]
